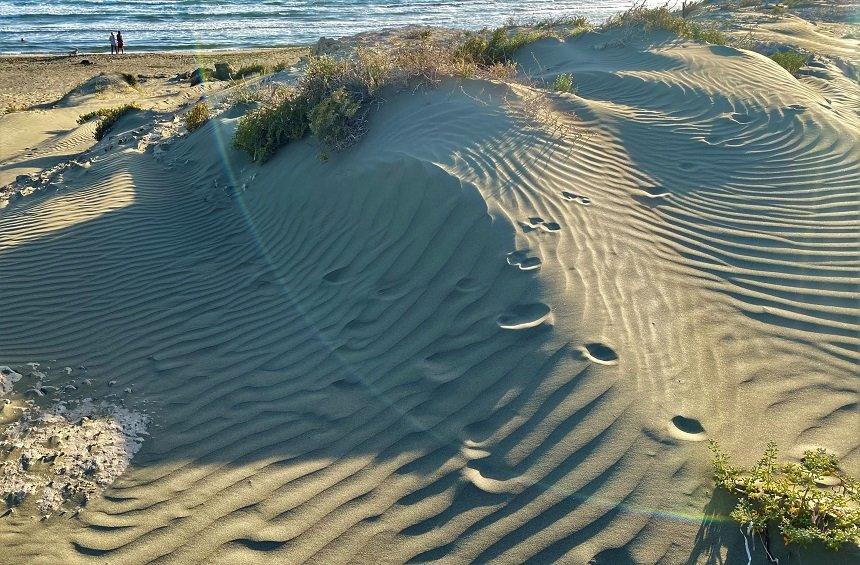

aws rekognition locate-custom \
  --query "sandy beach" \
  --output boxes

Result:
[0,1,857,563]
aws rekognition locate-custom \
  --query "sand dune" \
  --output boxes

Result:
[0,11,858,565]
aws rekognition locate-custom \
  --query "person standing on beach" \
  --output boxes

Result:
[110,32,117,54]
[116,31,124,54]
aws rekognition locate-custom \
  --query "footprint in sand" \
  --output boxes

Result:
[506,250,542,271]
[561,191,591,205]
[540,222,561,233]
[519,217,545,232]
[497,303,551,330]
[455,277,481,292]
[578,342,619,365]
[668,415,706,441]
[729,112,753,124]
[323,266,349,283]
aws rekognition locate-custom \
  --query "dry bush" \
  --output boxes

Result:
[185,102,210,132]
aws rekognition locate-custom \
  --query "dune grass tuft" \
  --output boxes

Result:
[185,102,210,132]
[770,50,807,75]
[553,73,576,93]
[710,441,860,551]
[77,104,139,140]
[234,27,556,162]
[606,4,727,45]
[454,27,544,67]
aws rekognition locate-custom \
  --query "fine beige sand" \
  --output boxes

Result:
[0,4,857,565]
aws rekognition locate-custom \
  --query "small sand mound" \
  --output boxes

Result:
[57,73,138,106]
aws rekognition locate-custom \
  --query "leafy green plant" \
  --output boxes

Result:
[77,104,139,140]
[710,441,860,551]
[185,102,210,132]
[554,73,575,93]
[770,50,807,75]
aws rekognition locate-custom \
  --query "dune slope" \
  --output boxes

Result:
[0,27,858,565]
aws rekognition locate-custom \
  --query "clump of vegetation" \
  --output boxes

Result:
[308,87,362,150]
[605,4,727,45]
[710,441,860,551]
[185,102,210,132]
[234,63,269,80]
[454,27,543,67]
[77,104,139,140]
[233,88,310,162]
[189,67,214,85]
[533,15,589,30]
[505,15,591,39]
[120,73,139,88]
[554,73,575,93]
[770,50,807,75]
[234,27,558,161]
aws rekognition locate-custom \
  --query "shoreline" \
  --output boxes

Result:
[0,47,307,110]
[0,46,307,59]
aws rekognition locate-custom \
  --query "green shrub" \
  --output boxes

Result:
[770,50,807,75]
[233,93,310,162]
[185,102,210,132]
[232,27,551,161]
[233,52,382,161]
[554,73,575,93]
[77,104,139,140]
[606,5,727,45]
[710,441,860,550]
[454,27,544,66]
[308,87,363,150]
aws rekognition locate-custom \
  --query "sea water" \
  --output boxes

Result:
[1,0,652,54]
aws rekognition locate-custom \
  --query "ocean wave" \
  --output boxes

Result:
[0,0,657,54]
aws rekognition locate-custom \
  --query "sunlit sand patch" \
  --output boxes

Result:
[0,170,136,250]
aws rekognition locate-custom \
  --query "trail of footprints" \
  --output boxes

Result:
[500,195,704,446]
